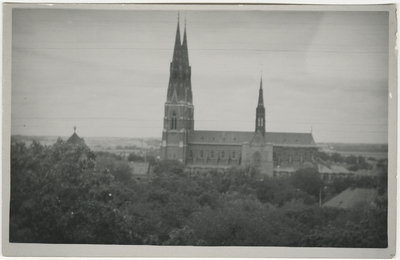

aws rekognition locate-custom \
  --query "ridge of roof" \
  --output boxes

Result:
[66,132,85,145]
[188,130,316,146]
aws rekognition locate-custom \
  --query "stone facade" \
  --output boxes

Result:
[161,19,317,177]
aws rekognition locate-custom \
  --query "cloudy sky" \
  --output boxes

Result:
[11,7,389,143]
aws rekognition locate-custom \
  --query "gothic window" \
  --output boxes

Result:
[171,111,177,130]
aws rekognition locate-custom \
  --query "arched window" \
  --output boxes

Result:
[221,151,225,159]
[200,151,203,158]
[211,151,214,158]
[189,150,193,158]
[171,111,177,130]
[232,152,236,159]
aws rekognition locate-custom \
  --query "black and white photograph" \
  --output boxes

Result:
[3,3,396,258]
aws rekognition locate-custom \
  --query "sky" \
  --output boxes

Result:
[11,7,389,143]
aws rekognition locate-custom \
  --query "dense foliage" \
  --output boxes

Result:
[10,141,388,247]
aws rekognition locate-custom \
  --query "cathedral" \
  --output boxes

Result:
[160,18,318,177]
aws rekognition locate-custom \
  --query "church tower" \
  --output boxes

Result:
[255,78,265,135]
[160,16,194,163]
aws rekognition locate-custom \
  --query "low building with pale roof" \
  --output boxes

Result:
[128,162,153,182]
[323,188,378,209]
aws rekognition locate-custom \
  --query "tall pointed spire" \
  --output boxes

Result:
[167,14,193,104]
[182,16,188,52]
[161,14,195,164]
[258,78,264,107]
[182,14,189,72]
[255,77,265,134]
[181,15,191,103]
[172,12,181,62]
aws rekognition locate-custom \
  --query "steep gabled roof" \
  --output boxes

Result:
[66,132,85,145]
[188,131,253,145]
[323,188,378,209]
[265,132,316,146]
[188,130,316,147]
[66,127,86,146]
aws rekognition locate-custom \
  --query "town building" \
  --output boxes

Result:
[128,162,153,182]
[66,126,86,146]
[323,188,378,209]
[160,18,319,177]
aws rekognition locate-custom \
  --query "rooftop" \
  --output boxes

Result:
[323,188,378,209]
[188,130,316,146]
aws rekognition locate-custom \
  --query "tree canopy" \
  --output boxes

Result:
[10,141,388,247]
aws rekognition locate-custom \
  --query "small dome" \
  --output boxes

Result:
[66,126,85,145]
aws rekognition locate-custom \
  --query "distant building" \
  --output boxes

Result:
[353,167,380,178]
[318,164,355,182]
[160,18,318,176]
[66,126,86,146]
[323,188,378,209]
[128,162,153,182]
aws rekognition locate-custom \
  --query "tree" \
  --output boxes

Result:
[345,155,358,165]
[10,140,138,244]
[10,140,388,247]
[127,153,144,162]
[96,152,132,183]
[153,160,184,176]
[377,159,388,196]
[317,151,330,162]
[331,153,344,163]
[331,177,354,195]
[290,167,324,199]
[299,205,387,248]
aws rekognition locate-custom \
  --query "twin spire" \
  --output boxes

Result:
[167,14,192,103]
[167,14,265,133]
[172,13,188,63]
